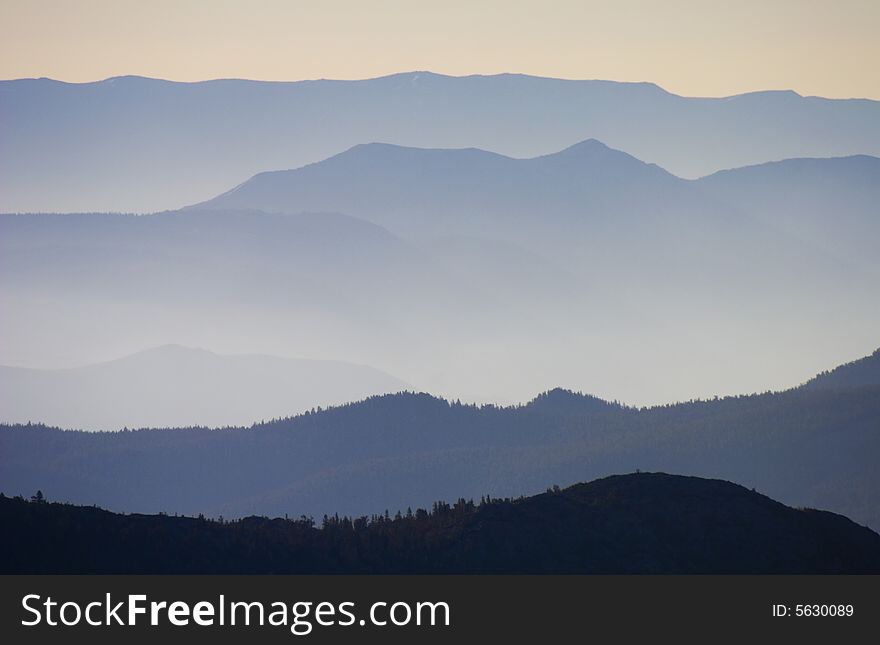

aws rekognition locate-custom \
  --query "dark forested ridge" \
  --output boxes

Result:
[2,350,879,530]
[3,473,878,574]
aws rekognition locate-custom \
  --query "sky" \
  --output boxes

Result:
[0,0,878,99]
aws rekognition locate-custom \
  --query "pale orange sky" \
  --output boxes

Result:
[1,0,878,99]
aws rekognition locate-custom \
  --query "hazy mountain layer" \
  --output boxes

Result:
[0,345,407,430]
[4,140,877,404]
[0,208,614,403]
[2,72,879,213]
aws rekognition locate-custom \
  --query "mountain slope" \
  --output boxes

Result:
[697,155,880,272]
[0,345,408,430]
[801,348,880,391]
[2,473,878,574]
[3,72,878,213]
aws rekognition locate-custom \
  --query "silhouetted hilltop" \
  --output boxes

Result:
[2,473,877,574]
[801,348,880,390]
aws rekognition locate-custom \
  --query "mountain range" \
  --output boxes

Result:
[3,138,878,404]
[4,69,878,577]
[2,72,879,213]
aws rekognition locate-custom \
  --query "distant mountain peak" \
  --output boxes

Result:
[727,88,803,101]
[104,74,158,83]
[339,140,507,160]
[346,141,406,153]
[372,70,449,82]
[546,137,642,163]
[555,138,610,154]
[533,137,673,178]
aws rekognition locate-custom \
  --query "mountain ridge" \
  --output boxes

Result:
[191,138,686,212]
[2,348,878,528]
[5,71,878,213]
[188,137,702,243]
[190,139,880,286]
[9,71,880,102]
